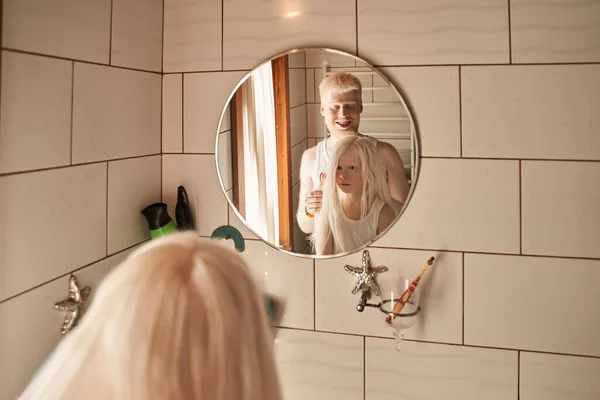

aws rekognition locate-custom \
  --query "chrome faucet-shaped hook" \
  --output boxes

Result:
[344,250,388,312]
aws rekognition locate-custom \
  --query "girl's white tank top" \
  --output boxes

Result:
[334,198,386,253]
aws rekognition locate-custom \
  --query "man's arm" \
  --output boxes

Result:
[378,141,410,205]
[377,204,396,235]
[297,148,317,234]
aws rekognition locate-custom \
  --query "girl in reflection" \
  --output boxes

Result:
[18,233,282,400]
[310,135,400,255]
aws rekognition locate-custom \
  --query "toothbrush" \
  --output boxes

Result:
[385,257,435,325]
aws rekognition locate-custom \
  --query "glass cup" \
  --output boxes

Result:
[379,278,421,350]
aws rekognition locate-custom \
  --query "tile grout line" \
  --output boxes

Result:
[363,336,366,400]
[462,252,465,345]
[41,56,600,74]
[221,0,224,71]
[106,162,109,256]
[313,258,316,330]
[458,66,463,157]
[368,245,600,262]
[355,0,359,57]
[519,160,523,255]
[0,240,148,306]
[70,62,75,165]
[0,154,163,178]
[182,74,185,153]
[1,48,162,75]
[421,156,600,163]
[508,0,513,64]
[517,351,521,400]
[109,0,114,65]
[274,327,600,359]
[161,0,165,74]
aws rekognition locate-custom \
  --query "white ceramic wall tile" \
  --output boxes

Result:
[162,155,227,237]
[378,67,460,157]
[306,68,315,103]
[241,241,313,329]
[223,0,356,70]
[0,52,72,174]
[520,352,600,400]
[314,68,323,103]
[183,71,247,153]
[511,0,600,63]
[0,164,107,302]
[316,248,462,343]
[465,253,600,356]
[289,68,306,108]
[3,0,111,63]
[111,0,162,72]
[374,158,520,253]
[108,156,161,255]
[291,141,307,186]
[290,105,308,147]
[0,247,136,400]
[307,104,324,138]
[163,0,222,72]
[162,74,183,153]
[288,50,306,68]
[305,50,357,68]
[462,65,600,160]
[366,338,518,400]
[275,329,363,400]
[217,131,233,191]
[522,161,600,258]
[72,64,161,164]
[358,0,509,65]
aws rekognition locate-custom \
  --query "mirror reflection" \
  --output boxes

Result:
[216,49,419,257]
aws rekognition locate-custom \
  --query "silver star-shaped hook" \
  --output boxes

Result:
[344,250,388,296]
[54,274,91,335]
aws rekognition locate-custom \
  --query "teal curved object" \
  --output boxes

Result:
[210,225,245,252]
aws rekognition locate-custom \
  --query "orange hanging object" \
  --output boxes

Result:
[385,257,435,325]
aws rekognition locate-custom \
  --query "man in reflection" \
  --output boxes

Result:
[296,72,410,235]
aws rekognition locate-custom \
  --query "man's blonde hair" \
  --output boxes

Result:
[319,72,363,104]
[19,233,282,400]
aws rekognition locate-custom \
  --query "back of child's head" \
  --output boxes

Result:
[319,72,363,103]
[19,232,282,400]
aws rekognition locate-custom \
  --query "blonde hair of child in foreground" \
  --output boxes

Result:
[19,232,282,400]
[310,135,399,255]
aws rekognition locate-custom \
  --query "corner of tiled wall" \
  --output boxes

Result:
[0,1,163,397]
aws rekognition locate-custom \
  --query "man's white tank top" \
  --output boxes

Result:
[334,198,386,254]
[313,139,330,187]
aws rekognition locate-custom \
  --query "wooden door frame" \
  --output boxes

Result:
[271,56,293,251]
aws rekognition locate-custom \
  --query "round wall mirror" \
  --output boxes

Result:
[215,48,420,258]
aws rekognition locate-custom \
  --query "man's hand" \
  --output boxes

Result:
[305,190,323,215]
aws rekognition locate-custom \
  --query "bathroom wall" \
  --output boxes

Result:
[0,1,162,398]
[164,0,600,399]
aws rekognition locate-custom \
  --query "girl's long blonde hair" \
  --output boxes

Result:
[310,136,398,255]
[19,232,282,400]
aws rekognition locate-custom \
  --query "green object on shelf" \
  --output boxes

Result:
[149,220,177,239]
[142,203,178,239]
[210,225,245,252]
